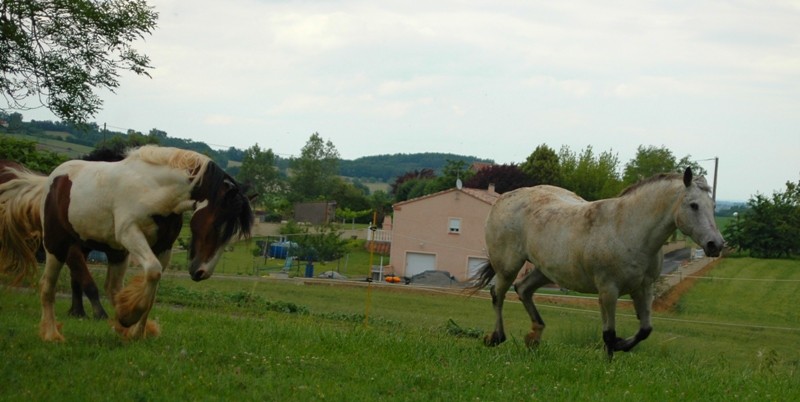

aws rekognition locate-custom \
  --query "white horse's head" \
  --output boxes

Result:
[675,167,725,257]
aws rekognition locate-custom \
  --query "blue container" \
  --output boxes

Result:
[268,243,284,258]
[268,241,296,259]
[304,262,314,278]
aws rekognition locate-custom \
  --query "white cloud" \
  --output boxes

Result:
[18,0,800,201]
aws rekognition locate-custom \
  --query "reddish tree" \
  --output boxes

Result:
[464,164,534,194]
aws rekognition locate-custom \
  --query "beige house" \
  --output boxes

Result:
[388,185,500,282]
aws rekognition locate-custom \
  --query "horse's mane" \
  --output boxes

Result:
[126,145,212,185]
[619,172,711,197]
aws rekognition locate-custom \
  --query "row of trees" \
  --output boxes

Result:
[391,144,707,203]
[723,180,800,258]
[237,133,393,224]
[5,124,798,260]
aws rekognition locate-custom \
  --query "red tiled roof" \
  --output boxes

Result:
[392,186,500,208]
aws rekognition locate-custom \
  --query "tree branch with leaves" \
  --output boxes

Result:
[0,0,158,122]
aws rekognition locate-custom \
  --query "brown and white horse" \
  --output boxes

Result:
[471,168,724,359]
[0,149,128,320]
[0,146,254,341]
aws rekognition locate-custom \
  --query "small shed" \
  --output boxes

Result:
[293,201,337,225]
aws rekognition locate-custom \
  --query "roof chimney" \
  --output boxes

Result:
[488,183,496,194]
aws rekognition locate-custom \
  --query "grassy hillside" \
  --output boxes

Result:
[3,132,93,159]
[1,257,798,400]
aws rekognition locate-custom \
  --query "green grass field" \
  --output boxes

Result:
[1,257,798,400]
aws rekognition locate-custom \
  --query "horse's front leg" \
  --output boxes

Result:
[104,250,129,305]
[113,232,162,340]
[598,288,622,360]
[600,287,654,359]
[614,287,653,353]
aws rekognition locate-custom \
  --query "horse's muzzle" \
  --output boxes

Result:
[704,240,724,257]
[191,269,209,282]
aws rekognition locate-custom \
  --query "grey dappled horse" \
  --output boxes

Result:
[471,168,724,359]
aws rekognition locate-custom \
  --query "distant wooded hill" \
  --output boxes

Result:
[1,118,493,183]
[338,153,494,182]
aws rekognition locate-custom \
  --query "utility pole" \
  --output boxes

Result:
[712,157,719,204]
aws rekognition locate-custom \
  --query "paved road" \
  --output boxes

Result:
[662,248,692,274]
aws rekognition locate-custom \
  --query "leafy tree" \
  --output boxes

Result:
[336,207,372,228]
[390,168,435,196]
[623,145,677,185]
[724,179,800,258]
[623,145,708,186]
[148,128,167,139]
[521,144,561,186]
[103,131,158,154]
[368,190,393,226]
[0,135,67,171]
[425,159,474,195]
[237,144,284,209]
[330,178,370,213]
[288,133,340,202]
[559,145,622,200]
[1,0,158,122]
[5,112,23,130]
[464,163,534,193]
[280,222,347,262]
[395,178,431,202]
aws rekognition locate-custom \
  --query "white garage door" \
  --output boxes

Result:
[467,257,489,279]
[405,252,436,278]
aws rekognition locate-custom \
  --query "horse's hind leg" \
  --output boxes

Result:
[67,273,87,318]
[65,246,109,319]
[515,268,553,348]
[39,254,66,342]
[485,274,513,346]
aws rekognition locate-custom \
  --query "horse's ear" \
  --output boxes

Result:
[683,167,693,188]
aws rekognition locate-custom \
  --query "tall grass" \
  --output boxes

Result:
[1,258,798,401]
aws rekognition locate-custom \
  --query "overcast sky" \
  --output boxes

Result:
[23,0,800,201]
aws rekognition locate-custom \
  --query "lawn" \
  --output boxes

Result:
[166,235,387,279]
[1,257,798,401]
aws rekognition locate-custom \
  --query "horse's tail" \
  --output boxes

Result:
[0,169,48,282]
[466,261,496,295]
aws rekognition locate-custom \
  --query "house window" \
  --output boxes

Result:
[448,218,462,234]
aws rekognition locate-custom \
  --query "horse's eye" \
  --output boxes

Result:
[690,202,699,211]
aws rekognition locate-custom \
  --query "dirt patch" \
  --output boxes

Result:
[652,258,721,313]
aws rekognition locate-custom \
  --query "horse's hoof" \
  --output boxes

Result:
[39,322,65,342]
[114,319,160,340]
[524,333,541,348]
[483,332,505,347]
[144,320,161,337]
[67,309,87,318]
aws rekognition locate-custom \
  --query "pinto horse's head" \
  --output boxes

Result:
[675,167,725,257]
[187,163,254,281]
